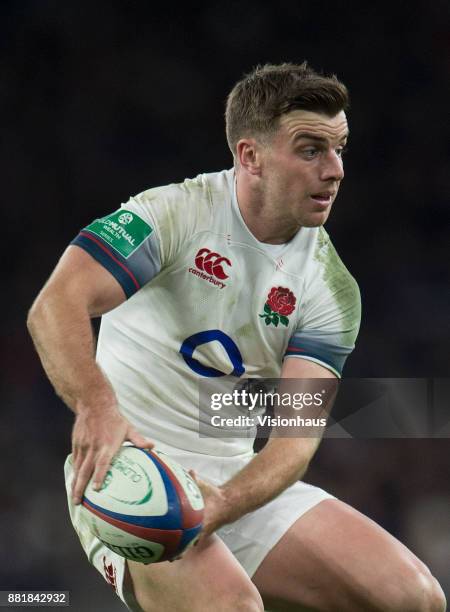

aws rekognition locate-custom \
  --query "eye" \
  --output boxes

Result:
[301,148,319,159]
[336,145,348,158]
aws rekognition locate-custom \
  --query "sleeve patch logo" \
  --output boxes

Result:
[118,212,134,225]
[259,286,297,327]
[85,210,153,258]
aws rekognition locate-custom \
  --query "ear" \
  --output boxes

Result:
[236,138,263,175]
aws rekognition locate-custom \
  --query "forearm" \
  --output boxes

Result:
[27,290,116,414]
[218,436,321,525]
[28,248,152,503]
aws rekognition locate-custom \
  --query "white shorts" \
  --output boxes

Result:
[64,443,334,610]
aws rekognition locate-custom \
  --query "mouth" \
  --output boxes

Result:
[310,192,334,206]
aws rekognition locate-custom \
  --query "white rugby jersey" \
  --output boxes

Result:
[72,169,361,457]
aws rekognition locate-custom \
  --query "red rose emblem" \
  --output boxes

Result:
[259,287,297,327]
[267,287,296,316]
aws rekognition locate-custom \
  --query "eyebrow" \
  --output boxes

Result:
[292,131,349,143]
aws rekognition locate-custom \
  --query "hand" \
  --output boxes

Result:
[168,471,229,564]
[71,405,153,505]
[188,470,233,540]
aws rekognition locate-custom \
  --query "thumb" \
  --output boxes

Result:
[126,428,154,450]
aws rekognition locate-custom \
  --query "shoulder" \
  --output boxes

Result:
[310,227,360,301]
[128,169,232,220]
[299,227,361,338]
[286,228,361,373]
[119,169,233,263]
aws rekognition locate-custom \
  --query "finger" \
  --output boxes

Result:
[71,438,86,468]
[71,446,87,494]
[195,532,207,546]
[127,429,154,449]
[72,445,79,466]
[189,471,207,489]
[71,428,83,463]
[72,445,86,471]
[92,451,115,491]
[72,451,95,505]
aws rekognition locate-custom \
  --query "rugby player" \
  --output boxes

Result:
[28,62,446,611]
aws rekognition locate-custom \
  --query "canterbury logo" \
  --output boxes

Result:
[194,248,231,280]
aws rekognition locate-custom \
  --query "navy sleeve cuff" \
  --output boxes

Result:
[71,231,141,298]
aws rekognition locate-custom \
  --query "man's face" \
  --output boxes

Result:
[259,109,348,228]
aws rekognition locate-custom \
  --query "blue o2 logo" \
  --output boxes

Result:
[180,330,245,377]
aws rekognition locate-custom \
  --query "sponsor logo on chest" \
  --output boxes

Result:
[188,247,231,289]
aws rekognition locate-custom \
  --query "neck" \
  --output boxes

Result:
[235,169,300,244]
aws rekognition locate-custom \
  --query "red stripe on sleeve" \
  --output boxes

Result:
[80,231,140,290]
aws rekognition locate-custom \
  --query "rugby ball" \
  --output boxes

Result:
[80,446,204,564]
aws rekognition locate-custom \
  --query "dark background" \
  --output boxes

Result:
[2,1,449,610]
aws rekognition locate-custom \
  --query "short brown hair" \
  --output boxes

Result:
[225,61,349,155]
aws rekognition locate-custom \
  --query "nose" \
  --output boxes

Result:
[320,150,344,182]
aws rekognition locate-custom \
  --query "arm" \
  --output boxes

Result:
[27,245,153,503]
[197,358,336,537]
[194,234,360,537]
